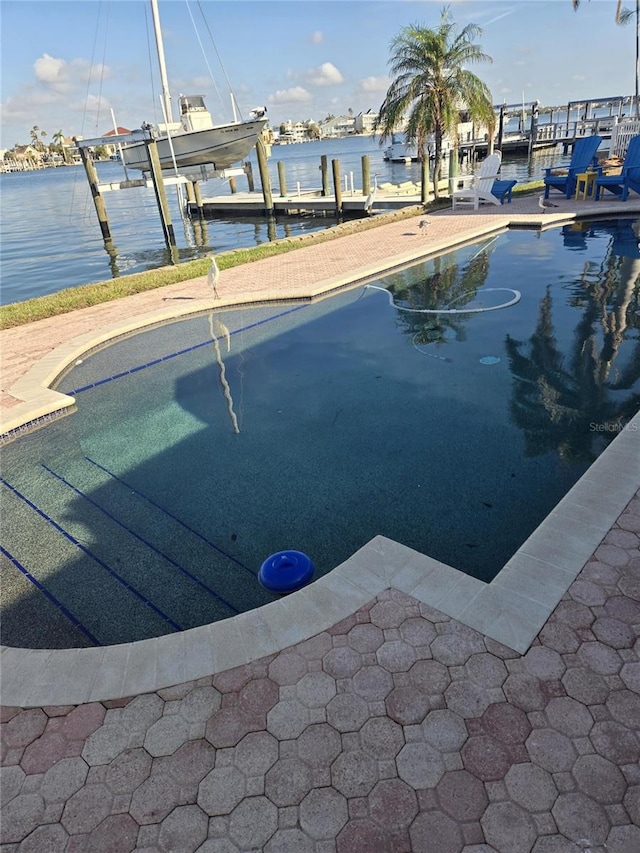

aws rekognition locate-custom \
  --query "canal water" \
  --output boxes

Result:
[0,136,575,306]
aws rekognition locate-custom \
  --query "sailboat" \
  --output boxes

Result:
[121,0,267,173]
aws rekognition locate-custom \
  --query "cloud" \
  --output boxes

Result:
[304,62,344,87]
[32,53,111,95]
[311,30,323,44]
[358,76,390,94]
[268,86,313,106]
[34,54,67,84]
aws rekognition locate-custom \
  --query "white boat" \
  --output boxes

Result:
[383,132,451,163]
[121,0,267,173]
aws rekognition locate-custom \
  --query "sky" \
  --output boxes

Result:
[0,0,635,147]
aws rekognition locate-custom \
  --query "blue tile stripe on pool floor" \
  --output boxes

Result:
[0,544,100,645]
[41,465,241,617]
[0,477,183,633]
[66,303,309,395]
[84,456,256,578]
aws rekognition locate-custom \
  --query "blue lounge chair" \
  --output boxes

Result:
[543,135,602,199]
[595,134,640,201]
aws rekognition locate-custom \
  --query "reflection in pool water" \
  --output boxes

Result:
[1,219,638,648]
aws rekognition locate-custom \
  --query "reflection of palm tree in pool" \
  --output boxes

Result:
[505,233,640,462]
[388,249,492,349]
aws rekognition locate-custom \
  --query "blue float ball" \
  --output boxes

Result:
[258,550,314,594]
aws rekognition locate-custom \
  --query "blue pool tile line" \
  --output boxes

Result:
[85,457,256,578]
[42,465,241,617]
[0,477,183,633]
[0,544,100,646]
[67,303,309,395]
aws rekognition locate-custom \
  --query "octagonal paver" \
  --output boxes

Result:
[228,796,277,849]
[505,763,558,812]
[197,767,246,816]
[265,757,313,806]
[233,731,278,777]
[481,801,537,853]
[436,769,488,822]
[326,693,369,733]
[296,723,342,767]
[331,749,379,798]
[410,810,464,853]
[572,754,627,804]
[369,778,418,831]
[552,792,610,845]
[299,786,348,839]
[525,728,577,773]
[396,742,445,789]
[158,804,208,853]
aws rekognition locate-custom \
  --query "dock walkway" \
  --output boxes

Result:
[1,193,639,852]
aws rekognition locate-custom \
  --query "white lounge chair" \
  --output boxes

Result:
[451,152,503,210]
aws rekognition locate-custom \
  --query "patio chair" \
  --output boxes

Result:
[594,134,640,201]
[451,152,503,210]
[543,135,602,199]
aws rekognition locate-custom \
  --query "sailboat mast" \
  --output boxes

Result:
[150,0,173,123]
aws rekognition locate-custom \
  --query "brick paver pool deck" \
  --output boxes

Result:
[1,195,639,851]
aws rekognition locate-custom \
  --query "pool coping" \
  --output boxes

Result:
[2,205,640,707]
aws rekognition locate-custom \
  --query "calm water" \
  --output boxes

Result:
[0,136,575,306]
[2,220,638,647]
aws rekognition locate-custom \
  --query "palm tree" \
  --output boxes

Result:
[375,6,495,199]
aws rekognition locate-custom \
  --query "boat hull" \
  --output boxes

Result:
[121,120,267,171]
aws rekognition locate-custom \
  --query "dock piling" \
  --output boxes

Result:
[277,161,287,197]
[331,159,342,216]
[244,161,255,192]
[75,140,113,244]
[256,138,274,215]
[193,181,205,218]
[361,156,370,196]
[144,133,177,252]
[320,155,329,197]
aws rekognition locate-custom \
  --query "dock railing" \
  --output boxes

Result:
[610,119,640,158]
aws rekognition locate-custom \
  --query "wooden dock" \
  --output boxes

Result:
[188,178,453,217]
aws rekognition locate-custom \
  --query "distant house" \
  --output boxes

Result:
[102,126,132,158]
[14,144,42,162]
[318,116,356,138]
[354,110,379,135]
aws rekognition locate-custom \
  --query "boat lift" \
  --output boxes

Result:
[74,127,250,257]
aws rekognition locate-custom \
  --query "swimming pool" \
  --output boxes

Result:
[2,218,638,648]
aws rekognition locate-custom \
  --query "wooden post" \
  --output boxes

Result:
[449,146,459,180]
[144,134,176,250]
[497,104,505,152]
[277,161,287,196]
[421,158,430,205]
[320,155,329,196]
[229,176,237,194]
[256,137,274,214]
[361,155,370,196]
[185,180,196,205]
[528,101,539,162]
[331,159,342,216]
[193,181,204,218]
[244,161,255,192]
[75,140,113,242]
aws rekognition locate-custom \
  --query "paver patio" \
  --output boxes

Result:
[1,194,639,851]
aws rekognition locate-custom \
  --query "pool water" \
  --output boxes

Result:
[2,219,639,648]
